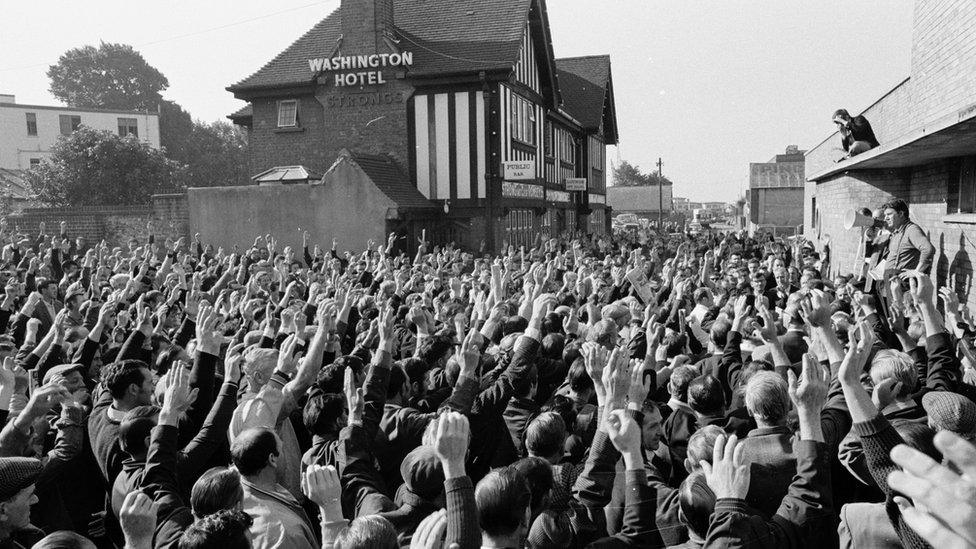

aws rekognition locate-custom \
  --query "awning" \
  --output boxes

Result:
[808,101,976,181]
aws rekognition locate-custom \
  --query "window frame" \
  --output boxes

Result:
[117,117,139,138]
[25,113,37,136]
[509,94,536,147]
[59,114,81,136]
[277,99,299,128]
[954,156,976,215]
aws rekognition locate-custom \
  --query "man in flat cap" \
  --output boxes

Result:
[0,457,43,549]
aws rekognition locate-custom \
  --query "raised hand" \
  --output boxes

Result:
[161,362,198,421]
[800,289,831,328]
[434,411,469,479]
[789,353,830,414]
[223,343,246,383]
[839,321,874,386]
[454,329,480,381]
[302,464,343,522]
[119,491,157,549]
[606,408,642,463]
[276,335,303,376]
[889,431,976,548]
[701,434,750,500]
[345,366,363,427]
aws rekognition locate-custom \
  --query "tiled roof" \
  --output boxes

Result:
[229,0,532,92]
[228,104,252,121]
[347,151,435,210]
[555,55,610,131]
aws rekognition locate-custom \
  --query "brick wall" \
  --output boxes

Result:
[754,187,803,227]
[909,0,976,128]
[8,194,189,247]
[814,160,976,311]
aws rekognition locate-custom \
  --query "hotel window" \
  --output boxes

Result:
[118,118,138,138]
[59,115,81,136]
[277,100,298,128]
[25,113,37,136]
[953,156,976,214]
[558,131,575,164]
[510,94,536,146]
[590,140,604,171]
[29,158,41,168]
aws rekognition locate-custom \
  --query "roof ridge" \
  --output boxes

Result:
[556,54,610,61]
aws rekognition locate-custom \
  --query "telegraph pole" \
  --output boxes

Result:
[656,157,663,229]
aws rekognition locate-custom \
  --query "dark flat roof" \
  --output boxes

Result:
[0,102,157,116]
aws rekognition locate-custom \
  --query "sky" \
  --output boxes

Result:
[0,1,915,202]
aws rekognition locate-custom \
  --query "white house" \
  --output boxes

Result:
[0,94,161,170]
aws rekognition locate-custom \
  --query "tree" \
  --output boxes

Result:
[25,127,186,207]
[611,160,674,187]
[47,42,168,111]
[182,121,249,187]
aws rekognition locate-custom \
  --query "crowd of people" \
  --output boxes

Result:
[0,214,973,549]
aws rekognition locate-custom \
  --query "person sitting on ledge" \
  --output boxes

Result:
[833,108,880,159]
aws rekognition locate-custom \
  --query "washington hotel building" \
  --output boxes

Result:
[226,0,618,251]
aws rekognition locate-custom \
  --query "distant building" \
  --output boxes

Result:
[607,183,673,220]
[672,196,691,211]
[0,94,160,170]
[748,145,805,236]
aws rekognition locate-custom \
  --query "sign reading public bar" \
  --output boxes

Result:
[503,161,535,181]
[308,52,414,87]
[565,178,587,191]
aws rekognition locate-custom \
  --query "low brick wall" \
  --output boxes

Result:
[8,194,189,247]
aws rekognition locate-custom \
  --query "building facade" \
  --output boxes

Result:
[805,0,976,309]
[606,184,673,217]
[225,0,618,252]
[0,94,160,170]
[748,145,804,236]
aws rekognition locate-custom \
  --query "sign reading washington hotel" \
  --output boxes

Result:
[308,52,414,87]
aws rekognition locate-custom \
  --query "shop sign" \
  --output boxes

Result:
[548,190,570,202]
[308,52,414,88]
[502,181,544,199]
[503,161,535,181]
[590,193,606,204]
[565,178,587,191]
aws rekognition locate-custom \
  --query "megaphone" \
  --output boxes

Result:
[844,209,884,230]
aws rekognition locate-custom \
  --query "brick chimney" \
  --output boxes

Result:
[341,0,395,55]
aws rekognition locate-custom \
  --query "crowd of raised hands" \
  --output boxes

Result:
[1,220,976,549]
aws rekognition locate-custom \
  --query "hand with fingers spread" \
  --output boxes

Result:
[160,362,198,426]
[839,321,874,387]
[119,491,158,549]
[888,430,976,549]
[376,305,395,352]
[530,293,557,323]
[602,346,633,412]
[195,302,221,356]
[701,434,751,500]
[434,411,470,479]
